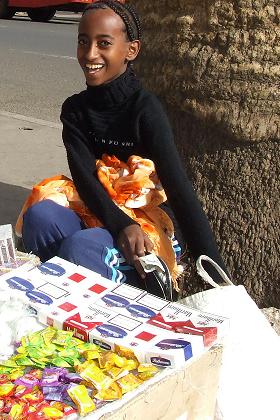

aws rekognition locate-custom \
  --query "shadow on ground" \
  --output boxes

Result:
[0,182,30,227]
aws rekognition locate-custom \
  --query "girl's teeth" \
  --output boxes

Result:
[86,64,103,69]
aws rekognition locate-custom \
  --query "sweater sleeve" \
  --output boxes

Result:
[60,98,137,237]
[139,95,228,275]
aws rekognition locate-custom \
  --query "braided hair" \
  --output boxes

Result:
[82,0,141,41]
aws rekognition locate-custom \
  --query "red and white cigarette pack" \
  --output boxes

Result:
[0,256,117,315]
[148,302,229,347]
[1,256,228,368]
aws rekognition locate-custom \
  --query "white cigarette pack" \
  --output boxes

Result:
[95,284,169,321]
[89,312,143,351]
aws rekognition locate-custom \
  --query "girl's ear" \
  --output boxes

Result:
[126,40,141,62]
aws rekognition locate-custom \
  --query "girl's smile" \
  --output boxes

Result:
[77,8,139,86]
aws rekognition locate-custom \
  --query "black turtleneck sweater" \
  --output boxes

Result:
[60,68,226,274]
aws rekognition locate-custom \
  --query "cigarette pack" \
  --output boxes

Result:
[130,324,193,367]
[1,256,229,368]
[0,256,118,311]
[89,312,143,352]
[147,302,229,347]
[95,284,169,321]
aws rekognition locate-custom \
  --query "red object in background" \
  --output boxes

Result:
[2,0,126,21]
[8,0,125,8]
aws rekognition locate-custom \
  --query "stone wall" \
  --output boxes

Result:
[134,0,280,307]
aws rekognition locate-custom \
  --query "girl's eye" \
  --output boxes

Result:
[98,40,111,47]
[78,38,87,46]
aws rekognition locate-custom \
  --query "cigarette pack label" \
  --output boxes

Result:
[62,304,117,341]
[147,337,193,368]
[89,314,143,352]
[136,293,169,312]
[112,284,146,300]
[96,292,159,321]
[147,303,220,346]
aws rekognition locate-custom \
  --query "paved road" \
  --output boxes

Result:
[0,15,80,227]
[0,13,85,122]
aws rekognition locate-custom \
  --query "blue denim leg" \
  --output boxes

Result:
[58,227,143,287]
[22,200,84,261]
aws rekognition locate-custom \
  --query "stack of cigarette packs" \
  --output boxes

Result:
[0,257,228,368]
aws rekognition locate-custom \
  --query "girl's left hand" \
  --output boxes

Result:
[117,225,154,278]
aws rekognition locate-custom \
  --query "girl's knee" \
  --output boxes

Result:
[65,227,113,244]
[24,200,56,227]
[58,228,114,260]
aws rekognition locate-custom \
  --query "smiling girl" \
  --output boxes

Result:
[22,0,228,297]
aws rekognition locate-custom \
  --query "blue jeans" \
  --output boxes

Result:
[22,200,181,287]
[22,200,143,287]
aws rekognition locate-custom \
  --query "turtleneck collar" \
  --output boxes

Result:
[85,66,141,110]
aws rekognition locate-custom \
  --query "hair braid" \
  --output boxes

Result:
[83,0,141,41]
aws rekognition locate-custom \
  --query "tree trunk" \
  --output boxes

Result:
[134,0,280,307]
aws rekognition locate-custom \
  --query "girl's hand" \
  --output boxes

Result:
[117,225,154,279]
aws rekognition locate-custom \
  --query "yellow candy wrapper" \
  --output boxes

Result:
[9,369,25,381]
[114,344,138,362]
[123,359,139,371]
[94,382,122,401]
[79,364,112,391]
[75,360,95,373]
[0,382,15,397]
[42,406,64,419]
[98,351,125,369]
[106,367,128,380]
[117,373,142,394]
[41,326,57,345]
[52,330,73,347]
[67,384,96,416]
[83,350,101,361]
[138,364,159,374]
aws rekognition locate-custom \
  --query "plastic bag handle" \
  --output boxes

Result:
[196,255,234,288]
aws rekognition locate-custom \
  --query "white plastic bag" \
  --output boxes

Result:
[179,255,280,420]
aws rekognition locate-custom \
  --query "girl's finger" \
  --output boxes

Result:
[144,235,154,253]
[135,237,145,257]
[134,258,146,279]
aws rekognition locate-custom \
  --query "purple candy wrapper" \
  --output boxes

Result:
[15,373,40,388]
[41,367,68,387]
[43,384,69,402]
[63,372,82,384]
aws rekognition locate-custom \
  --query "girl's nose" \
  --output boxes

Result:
[85,43,99,61]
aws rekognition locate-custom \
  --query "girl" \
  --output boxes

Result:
[22,0,228,296]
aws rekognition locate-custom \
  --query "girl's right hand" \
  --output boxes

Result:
[117,225,154,279]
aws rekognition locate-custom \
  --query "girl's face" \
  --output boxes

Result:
[77,8,140,86]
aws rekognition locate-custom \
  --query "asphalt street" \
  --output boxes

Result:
[1,13,79,227]
[0,13,85,122]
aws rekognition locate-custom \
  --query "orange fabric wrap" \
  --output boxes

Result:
[16,155,180,280]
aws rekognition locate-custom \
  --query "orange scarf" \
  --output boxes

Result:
[16,155,182,286]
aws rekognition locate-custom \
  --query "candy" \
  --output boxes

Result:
[67,384,96,416]
[94,382,122,401]
[138,363,159,374]
[0,382,15,397]
[117,373,142,394]
[42,406,64,418]
[63,372,82,384]
[52,331,73,347]
[9,402,26,419]
[0,374,9,384]
[15,373,40,387]
[40,368,62,387]
[79,364,112,391]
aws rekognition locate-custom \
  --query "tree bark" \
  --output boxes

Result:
[134,0,280,307]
